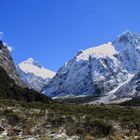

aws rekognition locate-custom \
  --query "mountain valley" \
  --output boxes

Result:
[0,31,140,140]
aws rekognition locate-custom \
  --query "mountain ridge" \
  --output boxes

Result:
[41,30,140,103]
[0,40,25,87]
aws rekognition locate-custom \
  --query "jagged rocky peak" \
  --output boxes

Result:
[24,58,35,64]
[0,40,25,87]
[0,40,12,58]
[112,30,140,73]
[23,58,42,68]
[17,58,56,92]
[18,58,55,79]
[113,30,140,48]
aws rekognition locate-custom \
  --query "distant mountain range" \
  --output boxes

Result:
[0,30,140,104]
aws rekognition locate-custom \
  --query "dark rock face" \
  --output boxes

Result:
[0,41,25,87]
[115,72,140,99]
[0,65,51,102]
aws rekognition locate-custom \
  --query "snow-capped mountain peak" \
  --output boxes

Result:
[112,30,140,73]
[76,42,117,61]
[118,29,135,37]
[24,58,36,64]
[22,58,42,68]
[18,58,55,79]
[17,58,56,92]
[113,30,140,49]
[41,30,140,102]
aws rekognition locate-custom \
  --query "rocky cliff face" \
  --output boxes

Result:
[0,40,25,87]
[114,72,140,99]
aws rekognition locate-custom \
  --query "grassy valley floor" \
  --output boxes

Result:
[0,99,140,140]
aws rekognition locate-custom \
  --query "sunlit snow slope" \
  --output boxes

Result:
[17,58,56,92]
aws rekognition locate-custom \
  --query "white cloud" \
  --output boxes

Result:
[7,46,13,52]
[3,42,13,52]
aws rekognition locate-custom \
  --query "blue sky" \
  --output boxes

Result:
[0,0,140,71]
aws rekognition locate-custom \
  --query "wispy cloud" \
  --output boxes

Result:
[3,42,13,52]
[7,46,13,52]
[0,32,14,52]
